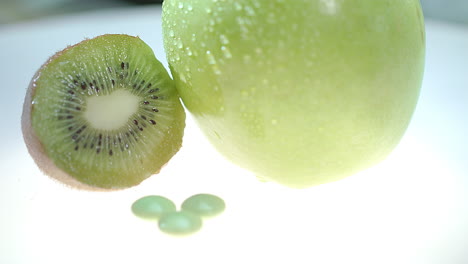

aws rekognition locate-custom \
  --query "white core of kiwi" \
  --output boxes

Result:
[84,89,140,130]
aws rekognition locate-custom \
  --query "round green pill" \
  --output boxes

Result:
[181,193,226,217]
[131,195,176,220]
[158,211,202,236]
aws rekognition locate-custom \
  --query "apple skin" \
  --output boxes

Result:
[162,0,425,188]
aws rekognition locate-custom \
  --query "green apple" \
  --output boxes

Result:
[162,0,425,188]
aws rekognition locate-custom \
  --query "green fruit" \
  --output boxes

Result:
[162,0,425,188]
[21,34,186,190]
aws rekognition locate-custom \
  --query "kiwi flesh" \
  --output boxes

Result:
[21,34,186,190]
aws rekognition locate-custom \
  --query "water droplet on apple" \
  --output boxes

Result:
[176,39,184,49]
[244,6,255,16]
[178,2,184,9]
[319,0,339,15]
[234,2,242,11]
[236,17,250,35]
[219,34,229,45]
[168,29,175,38]
[206,51,216,65]
[212,65,222,75]
[179,72,187,83]
[252,0,261,8]
[185,47,193,56]
[221,46,232,59]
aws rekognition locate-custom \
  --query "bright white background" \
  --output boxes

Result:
[0,5,467,264]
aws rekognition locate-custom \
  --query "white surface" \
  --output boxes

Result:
[1,5,467,264]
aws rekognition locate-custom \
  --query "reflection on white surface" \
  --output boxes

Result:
[0,6,467,264]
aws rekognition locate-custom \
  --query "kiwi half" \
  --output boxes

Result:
[22,34,186,190]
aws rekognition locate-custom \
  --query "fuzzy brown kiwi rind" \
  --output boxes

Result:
[21,34,186,191]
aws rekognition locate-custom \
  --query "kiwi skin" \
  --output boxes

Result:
[21,34,185,191]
